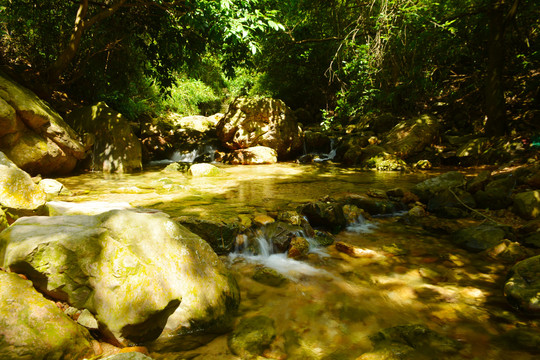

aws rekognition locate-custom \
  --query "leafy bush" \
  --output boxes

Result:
[162,77,220,116]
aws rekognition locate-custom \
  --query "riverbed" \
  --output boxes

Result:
[55,163,539,360]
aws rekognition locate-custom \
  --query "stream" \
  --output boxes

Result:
[55,163,538,360]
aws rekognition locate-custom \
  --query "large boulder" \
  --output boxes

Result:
[383,114,440,159]
[451,224,509,253]
[0,210,240,351]
[0,271,96,359]
[67,102,142,173]
[216,97,303,160]
[513,191,540,220]
[412,171,466,203]
[474,176,515,210]
[0,151,46,212]
[0,72,86,175]
[504,255,540,314]
[221,146,278,165]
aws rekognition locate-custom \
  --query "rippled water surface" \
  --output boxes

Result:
[55,163,539,360]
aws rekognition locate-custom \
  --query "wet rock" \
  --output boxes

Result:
[483,239,531,263]
[513,190,540,220]
[412,171,466,202]
[288,236,310,259]
[383,114,440,159]
[0,151,46,213]
[466,170,491,193]
[299,200,347,233]
[216,97,303,160]
[253,214,275,226]
[222,146,278,164]
[474,175,515,210]
[366,324,462,359]
[451,224,508,253]
[364,153,408,171]
[163,162,189,173]
[416,216,465,234]
[188,163,225,177]
[342,204,370,225]
[504,255,540,314]
[342,194,402,216]
[408,205,426,218]
[228,315,276,357]
[174,216,239,255]
[257,221,304,252]
[0,72,86,175]
[413,159,432,169]
[427,188,475,218]
[252,267,288,287]
[0,210,240,350]
[67,102,142,173]
[312,230,335,247]
[0,271,95,359]
[38,178,67,198]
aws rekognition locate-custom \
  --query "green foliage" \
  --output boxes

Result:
[163,76,220,116]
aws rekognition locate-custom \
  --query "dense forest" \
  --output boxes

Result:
[1,0,538,137]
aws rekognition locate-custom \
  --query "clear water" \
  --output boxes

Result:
[54,163,540,360]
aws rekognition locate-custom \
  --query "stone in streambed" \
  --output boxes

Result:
[0,271,95,359]
[0,210,240,351]
[228,315,276,357]
[504,255,540,314]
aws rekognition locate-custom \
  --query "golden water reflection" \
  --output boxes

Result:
[55,163,539,359]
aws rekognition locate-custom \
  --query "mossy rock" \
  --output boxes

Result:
[252,267,288,287]
[228,315,276,357]
[504,255,540,314]
[513,191,540,220]
[188,163,225,177]
[0,271,95,359]
[451,224,507,253]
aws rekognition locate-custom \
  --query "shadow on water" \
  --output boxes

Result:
[54,163,540,360]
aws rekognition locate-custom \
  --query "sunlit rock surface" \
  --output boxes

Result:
[66,102,142,173]
[383,114,440,159]
[513,190,540,220]
[216,97,303,160]
[188,163,225,177]
[0,210,240,350]
[0,72,86,175]
[0,151,46,211]
[0,271,95,360]
[221,146,278,165]
[505,255,540,314]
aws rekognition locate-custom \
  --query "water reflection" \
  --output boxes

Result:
[54,164,539,360]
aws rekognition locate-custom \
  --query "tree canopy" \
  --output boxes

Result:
[1,0,538,134]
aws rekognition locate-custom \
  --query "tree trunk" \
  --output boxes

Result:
[484,0,506,136]
[46,0,128,83]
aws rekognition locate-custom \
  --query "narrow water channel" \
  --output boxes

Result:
[55,163,538,360]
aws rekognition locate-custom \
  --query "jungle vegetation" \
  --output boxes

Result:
[1,0,538,136]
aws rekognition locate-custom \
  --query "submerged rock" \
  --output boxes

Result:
[228,315,276,357]
[299,200,347,234]
[252,267,288,287]
[361,324,462,359]
[0,210,240,350]
[0,271,95,359]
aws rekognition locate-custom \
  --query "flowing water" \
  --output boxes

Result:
[55,163,539,360]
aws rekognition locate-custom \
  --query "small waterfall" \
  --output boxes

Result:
[171,144,216,163]
[346,213,378,233]
[230,224,331,280]
[313,138,337,162]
